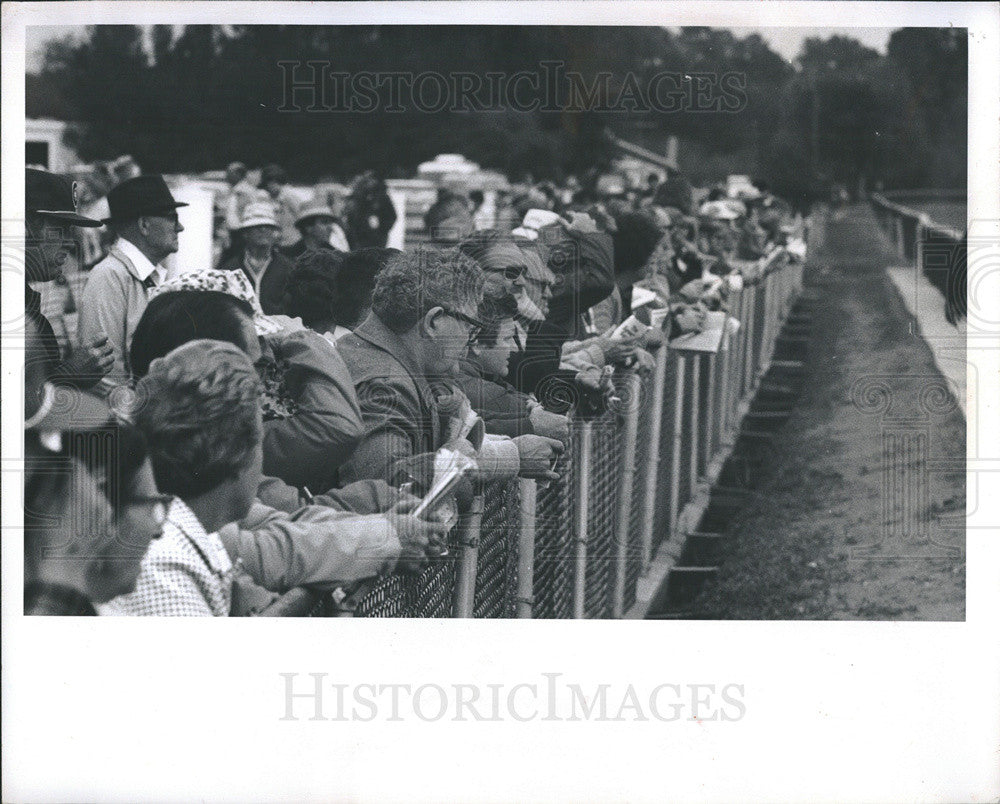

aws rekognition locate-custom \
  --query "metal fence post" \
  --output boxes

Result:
[729,290,745,431]
[703,352,717,473]
[717,316,733,444]
[572,420,593,619]
[516,478,537,618]
[640,345,669,571]
[669,351,686,540]
[612,371,641,618]
[452,492,484,618]
[742,282,757,397]
[688,353,701,491]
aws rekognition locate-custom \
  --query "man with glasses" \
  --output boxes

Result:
[77,174,187,397]
[338,247,562,487]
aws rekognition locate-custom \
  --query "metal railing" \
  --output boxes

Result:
[256,246,804,618]
[870,192,966,322]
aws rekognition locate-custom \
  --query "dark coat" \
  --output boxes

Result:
[280,239,340,263]
[219,249,295,315]
[455,358,535,438]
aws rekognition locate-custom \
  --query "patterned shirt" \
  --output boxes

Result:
[100,498,234,617]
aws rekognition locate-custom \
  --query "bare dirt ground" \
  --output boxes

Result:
[690,205,966,620]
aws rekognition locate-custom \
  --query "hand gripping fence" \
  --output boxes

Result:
[256,246,803,618]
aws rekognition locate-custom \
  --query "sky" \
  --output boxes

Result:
[24,24,894,73]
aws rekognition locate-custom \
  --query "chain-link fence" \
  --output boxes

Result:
[257,247,802,618]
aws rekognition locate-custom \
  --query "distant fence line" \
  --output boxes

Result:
[870,191,966,324]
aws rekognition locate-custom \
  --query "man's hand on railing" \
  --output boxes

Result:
[529,406,570,445]
[512,434,564,481]
[385,495,452,574]
[598,333,641,364]
[671,301,707,334]
[632,347,656,375]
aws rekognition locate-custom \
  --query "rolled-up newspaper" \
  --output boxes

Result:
[412,447,478,520]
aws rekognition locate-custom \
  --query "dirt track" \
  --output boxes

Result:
[690,205,966,620]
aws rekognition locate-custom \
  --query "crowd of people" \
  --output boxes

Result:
[23,159,801,616]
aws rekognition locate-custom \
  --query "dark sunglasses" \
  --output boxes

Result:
[489,264,528,282]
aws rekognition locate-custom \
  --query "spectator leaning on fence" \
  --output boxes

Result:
[506,213,617,416]
[125,289,449,599]
[456,285,570,445]
[24,168,115,390]
[218,202,296,315]
[130,281,387,516]
[102,340,266,616]
[137,270,364,494]
[76,175,187,396]
[337,247,563,489]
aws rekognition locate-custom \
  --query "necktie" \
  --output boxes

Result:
[141,275,157,291]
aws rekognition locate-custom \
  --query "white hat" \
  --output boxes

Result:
[698,200,740,221]
[295,201,336,227]
[238,201,279,230]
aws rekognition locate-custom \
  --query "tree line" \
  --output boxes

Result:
[39,25,966,203]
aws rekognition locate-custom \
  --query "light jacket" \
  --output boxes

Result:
[219,501,401,592]
[259,328,364,492]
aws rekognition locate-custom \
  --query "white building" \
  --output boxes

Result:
[26,118,81,174]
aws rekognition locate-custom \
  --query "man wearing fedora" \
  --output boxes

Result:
[77,175,186,396]
[217,201,295,315]
[282,200,339,261]
[24,168,115,391]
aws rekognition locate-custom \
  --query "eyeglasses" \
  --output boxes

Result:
[488,264,528,283]
[439,307,485,344]
[125,494,174,527]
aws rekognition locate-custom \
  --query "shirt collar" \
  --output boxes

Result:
[115,237,165,283]
[165,497,232,575]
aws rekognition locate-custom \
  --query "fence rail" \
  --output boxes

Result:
[257,246,804,619]
[870,192,966,323]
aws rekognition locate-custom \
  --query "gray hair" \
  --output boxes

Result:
[371,246,484,333]
[133,339,262,499]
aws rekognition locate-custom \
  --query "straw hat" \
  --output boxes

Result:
[295,201,336,227]
[238,202,279,230]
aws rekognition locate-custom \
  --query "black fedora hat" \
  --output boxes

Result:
[26,168,102,227]
[103,175,188,224]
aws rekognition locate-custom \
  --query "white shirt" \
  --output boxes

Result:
[324,325,354,346]
[115,236,167,285]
